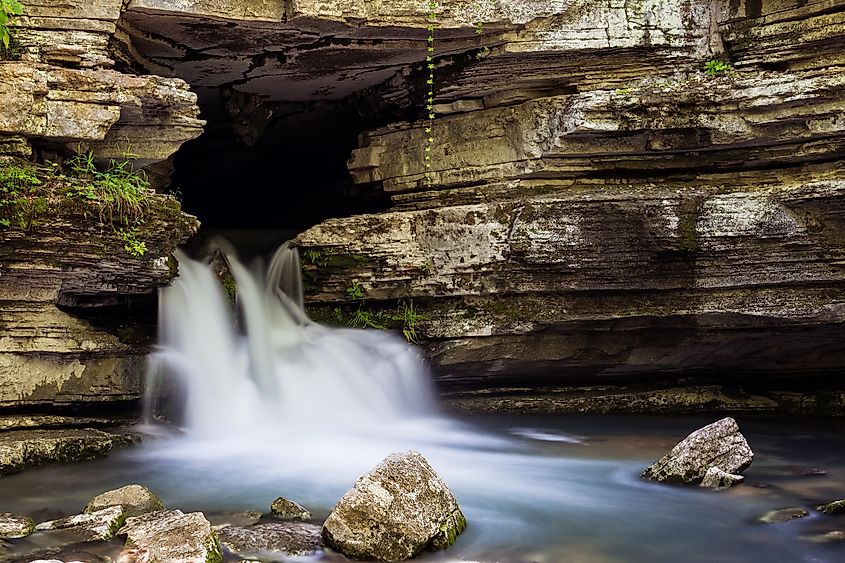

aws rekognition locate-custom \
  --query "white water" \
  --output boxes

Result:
[148,243,436,436]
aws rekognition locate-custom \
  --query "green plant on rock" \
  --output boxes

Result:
[346,280,365,300]
[703,59,733,77]
[303,249,328,267]
[351,307,388,330]
[397,300,424,343]
[118,227,146,257]
[0,162,45,230]
[0,0,23,54]
[66,148,150,225]
[423,0,437,185]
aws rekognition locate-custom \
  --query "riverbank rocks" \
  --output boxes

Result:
[642,418,753,486]
[217,522,321,558]
[758,508,810,524]
[84,484,165,518]
[817,500,845,515]
[117,510,222,563]
[0,513,34,539]
[0,429,135,477]
[270,497,311,521]
[322,451,466,561]
[35,506,126,541]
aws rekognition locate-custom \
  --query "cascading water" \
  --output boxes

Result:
[147,243,435,436]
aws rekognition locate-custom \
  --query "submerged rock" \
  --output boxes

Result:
[700,467,745,490]
[84,484,165,518]
[641,418,753,485]
[0,513,34,538]
[117,510,222,563]
[208,510,262,529]
[322,450,467,561]
[758,508,810,524]
[217,522,321,557]
[801,531,845,543]
[35,506,126,541]
[817,499,845,514]
[270,497,311,521]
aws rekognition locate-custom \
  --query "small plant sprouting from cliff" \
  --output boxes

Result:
[0,162,46,230]
[346,280,366,300]
[704,59,734,77]
[118,227,147,257]
[0,0,23,57]
[67,149,150,226]
[345,300,426,343]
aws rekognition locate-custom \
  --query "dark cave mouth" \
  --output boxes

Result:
[170,89,391,235]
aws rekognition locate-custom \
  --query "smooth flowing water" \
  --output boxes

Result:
[1,245,844,562]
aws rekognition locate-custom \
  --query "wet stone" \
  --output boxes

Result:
[35,506,126,542]
[208,510,263,529]
[758,508,810,524]
[117,510,222,563]
[817,499,845,514]
[84,484,165,518]
[217,522,322,557]
[0,512,34,538]
[801,531,845,543]
[270,497,311,521]
[700,466,745,490]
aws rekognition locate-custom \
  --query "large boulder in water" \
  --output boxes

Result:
[322,451,467,561]
[117,510,222,563]
[84,484,165,518]
[641,417,753,485]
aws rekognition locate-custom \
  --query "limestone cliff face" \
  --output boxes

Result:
[0,1,202,410]
[3,0,844,415]
[289,0,845,412]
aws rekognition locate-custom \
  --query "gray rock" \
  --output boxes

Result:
[642,418,754,484]
[35,506,126,541]
[0,512,34,538]
[758,508,810,524]
[270,497,311,521]
[208,510,262,529]
[817,499,845,514]
[322,450,467,561]
[0,429,134,477]
[217,522,321,557]
[117,510,222,563]
[700,466,745,490]
[801,531,845,543]
[84,484,165,518]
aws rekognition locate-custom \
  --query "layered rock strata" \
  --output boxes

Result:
[0,1,202,416]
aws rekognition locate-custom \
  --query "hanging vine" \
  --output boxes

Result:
[424,1,437,185]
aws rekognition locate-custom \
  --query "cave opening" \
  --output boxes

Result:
[169,87,393,254]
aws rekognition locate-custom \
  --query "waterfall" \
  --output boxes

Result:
[147,242,436,437]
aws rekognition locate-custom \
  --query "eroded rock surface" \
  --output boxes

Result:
[85,485,165,518]
[217,522,321,558]
[0,513,34,539]
[35,506,127,542]
[270,497,311,521]
[117,510,222,563]
[0,429,135,476]
[758,508,810,524]
[700,466,745,490]
[642,417,753,485]
[322,451,466,561]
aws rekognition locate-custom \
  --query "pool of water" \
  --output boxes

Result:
[1,414,844,562]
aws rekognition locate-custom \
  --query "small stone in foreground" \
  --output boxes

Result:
[217,522,321,557]
[270,496,311,521]
[816,499,845,514]
[322,450,467,561]
[208,510,263,529]
[700,466,745,490]
[0,512,34,538]
[641,417,753,484]
[758,508,809,524]
[85,484,165,518]
[35,506,126,541]
[117,510,222,563]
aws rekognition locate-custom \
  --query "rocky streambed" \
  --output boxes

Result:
[1,415,844,562]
